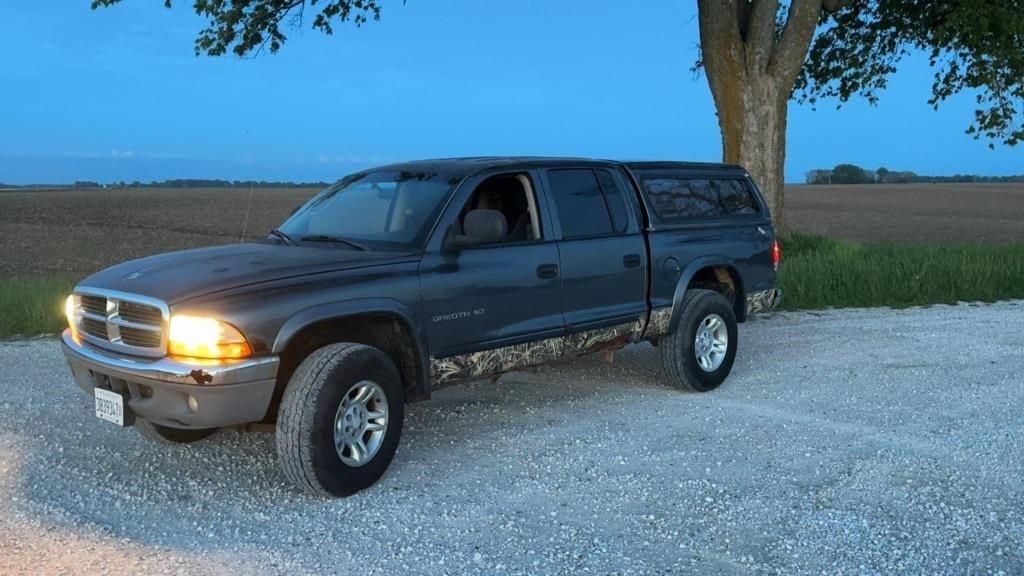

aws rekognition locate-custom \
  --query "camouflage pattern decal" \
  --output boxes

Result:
[430,317,645,386]
[745,289,780,316]
[562,318,644,356]
[644,307,673,339]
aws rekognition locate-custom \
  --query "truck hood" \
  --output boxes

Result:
[77,243,418,304]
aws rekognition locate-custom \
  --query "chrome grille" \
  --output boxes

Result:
[120,326,162,348]
[117,300,164,325]
[72,289,169,357]
[81,316,107,340]
[81,295,106,316]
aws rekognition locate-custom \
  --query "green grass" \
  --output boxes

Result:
[778,233,1024,310]
[2,235,1023,337]
[0,276,76,338]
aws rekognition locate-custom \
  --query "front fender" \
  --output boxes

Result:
[272,297,431,397]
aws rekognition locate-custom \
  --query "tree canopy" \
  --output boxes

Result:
[796,1,1024,147]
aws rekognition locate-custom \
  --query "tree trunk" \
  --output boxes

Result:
[698,0,828,236]
[717,76,788,231]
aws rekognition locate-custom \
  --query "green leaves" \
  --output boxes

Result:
[797,0,1024,147]
[91,0,383,57]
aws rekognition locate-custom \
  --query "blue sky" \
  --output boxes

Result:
[0,1,1019,184]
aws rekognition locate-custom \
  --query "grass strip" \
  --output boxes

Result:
[778,234,1024,310]
[2,235,1023,337]
[0,276,76,338]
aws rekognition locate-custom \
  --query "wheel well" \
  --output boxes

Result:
[687,265,745,321]
[266,314,422,423]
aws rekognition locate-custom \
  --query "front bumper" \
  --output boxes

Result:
[745,288,783,317]
[62,329,279,429]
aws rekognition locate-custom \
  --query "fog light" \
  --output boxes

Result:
[187,395,199,413]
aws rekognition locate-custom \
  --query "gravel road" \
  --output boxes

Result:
[1,303,1022,575]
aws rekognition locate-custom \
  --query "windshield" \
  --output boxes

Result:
[278,170,463,250]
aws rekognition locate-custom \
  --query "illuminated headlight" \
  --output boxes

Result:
[168,315,252,359]
[64,294,80,338]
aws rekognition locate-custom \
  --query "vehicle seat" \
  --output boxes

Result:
[507,213,531,242]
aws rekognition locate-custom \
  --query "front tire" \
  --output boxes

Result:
[135,420,218,444]
[276,343,405,498]
[659,289,738,392]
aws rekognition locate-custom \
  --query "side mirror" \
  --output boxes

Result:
[445,209,508,249]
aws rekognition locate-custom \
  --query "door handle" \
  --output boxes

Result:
[536,263,559,279]
[623,254,642,268]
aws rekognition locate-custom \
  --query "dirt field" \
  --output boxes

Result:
[1,182,1023,277]
[0,187,319,277]
[787,183,1024,244]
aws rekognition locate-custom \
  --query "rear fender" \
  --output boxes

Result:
[665,256,744,335]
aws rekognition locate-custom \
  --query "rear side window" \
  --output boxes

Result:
[638,174,760,223]
[716,180,759,214]
[546,169,618,238]
[595,169,629,233]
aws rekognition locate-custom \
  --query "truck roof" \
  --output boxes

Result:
[623,161,747,174]
[372,156,747,176]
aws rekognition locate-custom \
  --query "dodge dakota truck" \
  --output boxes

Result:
[62,157,782,497]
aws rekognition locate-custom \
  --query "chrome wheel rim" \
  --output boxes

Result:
[333,380,388,467]
[694,313,728,372]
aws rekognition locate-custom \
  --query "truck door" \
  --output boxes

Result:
[541,167,648,330]
[419,170,564,358]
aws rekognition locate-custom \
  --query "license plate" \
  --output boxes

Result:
[94,387,125,426]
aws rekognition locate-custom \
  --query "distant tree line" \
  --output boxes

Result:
[805,165,1024,185]
[0,179,331,190]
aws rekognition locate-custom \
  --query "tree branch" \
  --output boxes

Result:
[746,0,780,72]
[769,0,823,86]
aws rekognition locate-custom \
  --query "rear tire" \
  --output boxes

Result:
[659,289,738,392]
[276,343,405,498]
[135,420,218,444]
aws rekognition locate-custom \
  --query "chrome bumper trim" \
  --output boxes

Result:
[61,329,278,386]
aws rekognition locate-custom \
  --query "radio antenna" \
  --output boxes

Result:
[240,179,255,242]
[239,129,255,242]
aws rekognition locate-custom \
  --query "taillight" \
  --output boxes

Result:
[771,239,781,271]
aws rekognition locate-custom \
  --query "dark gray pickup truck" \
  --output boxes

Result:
[62,157,781,497]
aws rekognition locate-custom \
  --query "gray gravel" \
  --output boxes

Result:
[1,303,1022,575]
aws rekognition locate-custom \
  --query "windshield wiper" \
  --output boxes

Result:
[299,234,368,251]
[269,229,293,245]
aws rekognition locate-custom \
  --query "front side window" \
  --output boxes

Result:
[454,173,543,246]
[279,171,462,250]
